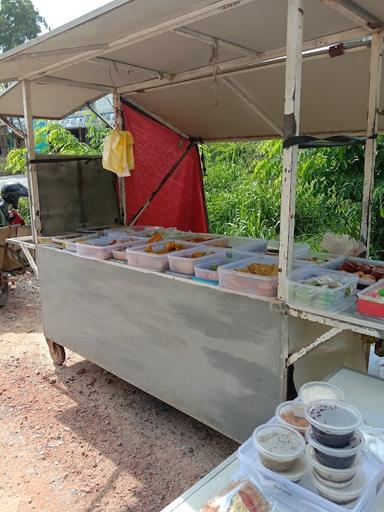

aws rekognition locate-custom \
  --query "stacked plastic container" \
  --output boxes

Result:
[236,381,384,512]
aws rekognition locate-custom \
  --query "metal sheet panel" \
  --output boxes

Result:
[36,157,119,235]
[38,246,285,441]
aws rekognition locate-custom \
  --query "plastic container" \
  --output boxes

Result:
[296,251,337,266]
[275,401,309,436]
[194,251,251,282]
[252,424,305,472]
[125,240,195,272]
[76,236,144,260]
[305,401,363,449]
[53,233,96,252]
[237,434,383,512]
[168,245,220,275]
[310,470,365,505]
[306,428,364,469]
[288,267,358,313]
[216,238,267,253]
[112,249,128,261]
[299,381,345,405]
[306,445,363,488]
[322,256,384,288]
[265,240,310,257]
[218,255,307,298]
[177,233,229,248]
[356,279,384,318]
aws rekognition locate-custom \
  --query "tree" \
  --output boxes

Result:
[0,0,48,53]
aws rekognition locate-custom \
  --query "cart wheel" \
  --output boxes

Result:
[46,339,66,365]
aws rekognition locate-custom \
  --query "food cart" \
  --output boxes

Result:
[0,0,384,443]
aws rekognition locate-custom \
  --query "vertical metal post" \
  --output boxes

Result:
[21,79,40,243]
[113,89,127,225]
[278,0,304,300]
[360,30,383,255]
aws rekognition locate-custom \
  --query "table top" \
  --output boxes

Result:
[162,368,384,512]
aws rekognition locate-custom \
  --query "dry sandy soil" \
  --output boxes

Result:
[0,272,237,512]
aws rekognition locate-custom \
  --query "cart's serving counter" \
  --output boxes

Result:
[37,244,367,442]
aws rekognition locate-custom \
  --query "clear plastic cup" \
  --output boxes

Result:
[305,400,363,448]
[298,381,345,404]
[306,445,363,488]
[310,469,365,505]
[275,401,309,436]
[252,424,305,472]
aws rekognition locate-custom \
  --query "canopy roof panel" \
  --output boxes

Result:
[0,0,383,140]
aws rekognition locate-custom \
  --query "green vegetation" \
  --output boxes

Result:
[0,0,47,53]
[203,140,384,256]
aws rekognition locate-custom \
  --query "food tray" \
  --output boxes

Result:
[76,236,144,260]
[237,435,383,512]
[288,267,358,313]
[322,256,384,288]
[194,251,251,282]
[168,245,221,275]
[52,233,96,252]
[296,251,338,265]
[227,238,267,254]
[125,240,196,272]
[265,240,310,257]
[218,255,308,298]
[356,279,384,318]
[177,232,229,248]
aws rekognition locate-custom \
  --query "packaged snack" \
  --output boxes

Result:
[201,479,272,512]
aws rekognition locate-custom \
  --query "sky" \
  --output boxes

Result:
[32,0,111,30]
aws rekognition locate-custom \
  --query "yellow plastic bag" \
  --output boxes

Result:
[102,129,134,177]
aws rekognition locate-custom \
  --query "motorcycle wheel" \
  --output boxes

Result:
[0,278,9,307]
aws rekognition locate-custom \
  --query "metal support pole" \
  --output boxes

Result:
[278,0,304,300]
[21,79,40,243]
[113,90,127,226]
[360,30,383,254]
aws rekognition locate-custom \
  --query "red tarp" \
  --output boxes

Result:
[121,101,208,232]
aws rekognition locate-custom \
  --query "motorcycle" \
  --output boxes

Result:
[0,182,29,308]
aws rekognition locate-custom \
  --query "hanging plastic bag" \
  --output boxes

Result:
[102,129,134,177]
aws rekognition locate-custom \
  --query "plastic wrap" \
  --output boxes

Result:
[201,479,273,512]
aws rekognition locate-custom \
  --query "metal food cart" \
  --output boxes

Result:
[0,0,383,442]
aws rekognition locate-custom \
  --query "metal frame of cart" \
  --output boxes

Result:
[1,0,384,439]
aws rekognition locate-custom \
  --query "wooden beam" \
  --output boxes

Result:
[18,0,254,81]
[278,0,304,301]
[118,27,367,95]
[221,76,283,135]
[89,57,172,80]
[321,0,383,31]
[0,115,26,139]
[8,43,109,61]
[21,80,40,243]
[36,75,113,93]
[175,27,261,58]
[360,30,383,254]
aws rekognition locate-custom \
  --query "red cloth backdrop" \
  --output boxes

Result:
[122,101,208,232]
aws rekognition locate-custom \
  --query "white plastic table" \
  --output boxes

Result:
[161,368,384,512]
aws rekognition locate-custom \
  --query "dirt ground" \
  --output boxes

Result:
[0,272,237,512]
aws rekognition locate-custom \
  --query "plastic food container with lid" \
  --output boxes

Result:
[310,469,366,506]
[265,240,310,257]
[298,381,345,404]
[252,424,305,472]
[275,400,309,436]
[76,236,145,260]
[356,279,384,318]
[305,400,363,449]
[306,445,363,487]
[177,232,229,248]
[168,246,221,275]
[221,238,267,254]
[306,427,364,469]
[295,251,337,266]
[287,267,358,313]
[125,240,195,272]
[55,233,96,252]
[218,255,308,298]
[193,251,251,283]
[321,255,384,289]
